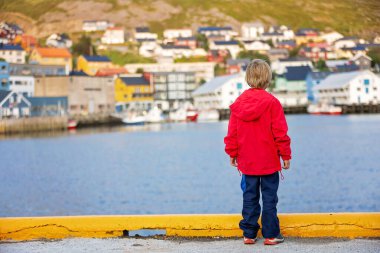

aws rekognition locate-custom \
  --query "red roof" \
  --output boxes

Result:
[95,67,128,76]
[35,47,72,58]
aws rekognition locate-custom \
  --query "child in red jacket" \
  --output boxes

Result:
[224,59,291,245]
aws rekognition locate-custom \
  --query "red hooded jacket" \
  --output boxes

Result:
[224,88,291,175]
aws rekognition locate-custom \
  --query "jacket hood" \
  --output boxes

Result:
[230,89,272,121]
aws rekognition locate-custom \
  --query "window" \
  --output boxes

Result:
[365,87,369,94]
[364,79,370,85]
[357,87,361,92]
[237,82,242,90]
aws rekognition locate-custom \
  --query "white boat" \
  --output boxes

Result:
[307,104,342,115]
[169,107,199,122]
[122,111,146,125]
[197,109,220,122]
[145,106,164,123]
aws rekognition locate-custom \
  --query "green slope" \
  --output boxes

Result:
[0,0,379,38]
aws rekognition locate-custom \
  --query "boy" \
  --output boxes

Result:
[224,59,291,245]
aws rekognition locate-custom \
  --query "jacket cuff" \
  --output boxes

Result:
[281,155,291,160]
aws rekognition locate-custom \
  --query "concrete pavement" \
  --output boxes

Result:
[1,237,379,253]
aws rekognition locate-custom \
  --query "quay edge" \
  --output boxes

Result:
[0,213,379,241]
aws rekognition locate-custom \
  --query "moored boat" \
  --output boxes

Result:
[307,104,342,115]
[67,119,77,130]
[197,109,220,122]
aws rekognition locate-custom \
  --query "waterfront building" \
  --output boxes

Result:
[114,74,153,110]
[0,44,26,64]
[151,71,197,111]
[0,90,31,118]
[0,61,10,91]
[273,66,311,107]
[9,63,66,76]
[124,62,215,83]
[77,55,113,76]
[275,66,312,92]
[29,47,72,73]
[192,72,249,110]
[9,75,34,96]
[34,76,115,115]
[101,27,125,44]
[314,70,380,105]
[29,96,68,117]
[271,57,313,74]
[306,71,331,102]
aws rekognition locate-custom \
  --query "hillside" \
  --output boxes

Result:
[0,0,379,39]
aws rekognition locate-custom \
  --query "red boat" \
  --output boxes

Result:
[186,109,199,122]
[67,119,78,130]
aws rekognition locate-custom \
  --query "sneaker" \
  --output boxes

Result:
[243,237,257,244]
[264,234,284,245]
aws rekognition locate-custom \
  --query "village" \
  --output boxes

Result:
[1,20,380,132]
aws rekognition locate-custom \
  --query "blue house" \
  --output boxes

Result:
[0,90,31,118]
[306,71,331,102]
[275,66,312,92]
[0,61,10,91]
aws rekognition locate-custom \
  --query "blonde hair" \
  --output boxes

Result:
[245,59,272,89]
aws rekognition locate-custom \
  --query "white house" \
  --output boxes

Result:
[241,22,265,40]
[155,45,193,59]
[139,40,159,57]
[0,44,26,64]
[314,70,380,105]
[134,27,158,41]
[192,72,249,110]
[9,75,35,97]
[124,62,215,83]
[46,33,73,48]
[268,25,294,39]
[101,27,125,44]
[198,26,238,40]
[334,37,358,50]
[0,90,31,118]
[209,40,241,59]
[163,29,192,40]
[242,40,271,52]
[82,20,113,32]
[271,57,313,74]
[320,31,344,45]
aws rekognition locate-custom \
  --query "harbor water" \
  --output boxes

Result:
[0,115,379,217]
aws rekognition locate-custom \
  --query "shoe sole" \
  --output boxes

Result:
[264,239,284,245]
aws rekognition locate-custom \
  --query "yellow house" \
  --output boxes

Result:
[115,74,154,110]
[30,47,72,71]
[77,55,113,76]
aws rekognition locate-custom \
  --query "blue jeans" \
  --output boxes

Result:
[239,172,280,238]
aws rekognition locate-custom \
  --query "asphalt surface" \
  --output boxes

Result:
[1,237,379,253]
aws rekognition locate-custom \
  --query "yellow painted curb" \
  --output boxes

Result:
[0,213,379,241]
